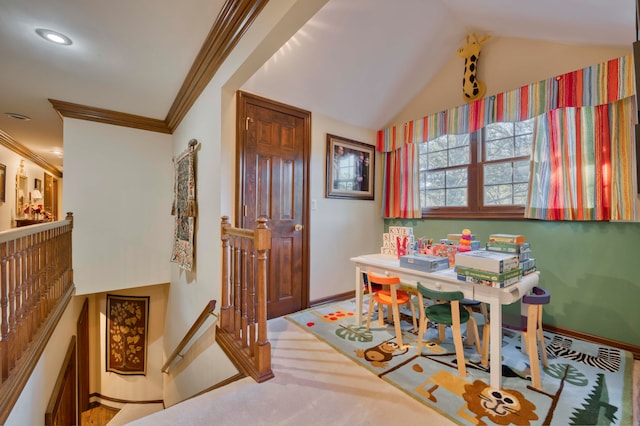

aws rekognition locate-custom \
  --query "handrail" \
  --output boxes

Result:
[161,300,217,373]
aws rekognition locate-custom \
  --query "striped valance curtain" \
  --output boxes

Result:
[376,54,636,220]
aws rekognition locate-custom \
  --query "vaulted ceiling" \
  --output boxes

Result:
[0,0,634,174]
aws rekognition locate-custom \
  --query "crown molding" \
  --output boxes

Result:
[48,99,171,134]
[48,0,268,136]
[0,129,63,177]
[164,0,269,131]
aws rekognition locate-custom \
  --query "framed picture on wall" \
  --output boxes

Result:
[34,178,42,192]
[325,134,375,200]
[0,164,5,203]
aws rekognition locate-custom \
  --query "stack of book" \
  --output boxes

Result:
[455,240,522,288]
[486,233,536,276]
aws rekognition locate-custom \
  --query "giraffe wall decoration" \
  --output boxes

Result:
[457,33,491,103]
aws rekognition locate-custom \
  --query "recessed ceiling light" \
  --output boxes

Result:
[5,112,31,121]
[35,28,72,46]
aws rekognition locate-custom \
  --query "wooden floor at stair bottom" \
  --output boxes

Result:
[80,405,120,426]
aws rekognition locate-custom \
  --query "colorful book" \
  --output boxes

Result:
[488,234,526,245]
[485,241,530,253]
[456,274,521,288]
[455,249,519,273]
[455,266,522,282]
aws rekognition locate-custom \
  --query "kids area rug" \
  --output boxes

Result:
[286,298,633,426]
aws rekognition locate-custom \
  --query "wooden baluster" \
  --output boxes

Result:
[233,236,241,340]
[9,240,23,360]
[220,217,231,333]
[241,238,249,348]
[1,241,8,381]
[248,241,256,356]
[7,241,16,372]
[28,233,38,332]
[19,236,30,348]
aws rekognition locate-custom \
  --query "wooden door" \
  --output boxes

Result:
[77,298,90,418]
[237,91,310,319]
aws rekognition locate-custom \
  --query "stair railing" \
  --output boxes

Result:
[161,300,217,373]
[216,216,273,382]
[0,213,75,425]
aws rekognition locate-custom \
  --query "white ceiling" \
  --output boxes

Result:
[0,0,634,172]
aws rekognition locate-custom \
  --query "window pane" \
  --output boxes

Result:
[449,134,469,148]
[486,139,514,161]
[486,122,514,140]
[514,183,529,205]
[449,146,469,166]
[484,184,513,205]
[484,163,512,185]
[427,135,447,152]
[428,150,447,169]
[427,189,445,206]
[446,168,467,188]
[447,187,467,206]
[515,134,533,156]
[426,171,445,189]
[514,160,530,182]
[516,118,534,134]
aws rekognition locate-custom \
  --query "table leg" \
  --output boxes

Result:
[355,265,363,326]
[489,300,502,389]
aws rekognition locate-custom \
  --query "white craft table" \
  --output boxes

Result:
[351,253,539,390]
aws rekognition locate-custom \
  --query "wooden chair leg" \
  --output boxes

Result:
[438,324,446,342]
[538,326,548,367]
[366,294,374,331]
[464,307,481,354]
[526,305,541,389]
[481,322,490,368]
[409,299,417,330]
[537,305,548,367]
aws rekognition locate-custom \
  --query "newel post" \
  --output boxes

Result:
[253,217,271,374]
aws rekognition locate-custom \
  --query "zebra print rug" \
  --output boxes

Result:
[286,297,633,426]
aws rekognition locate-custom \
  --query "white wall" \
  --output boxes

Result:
[63,119,173,295]
[308,112,381,300]
[5,296,85,426]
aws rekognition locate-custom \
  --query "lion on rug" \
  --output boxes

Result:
[415,370,538,425]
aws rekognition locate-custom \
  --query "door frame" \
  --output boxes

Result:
[235,90,311,312]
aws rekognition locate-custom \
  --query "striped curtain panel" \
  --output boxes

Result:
[377,54,636,220]
[381,142,421,218]
[526,97,636,221]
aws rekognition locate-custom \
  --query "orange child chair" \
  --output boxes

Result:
[365,270,417,348]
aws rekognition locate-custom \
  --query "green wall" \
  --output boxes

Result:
[386,218,640,348]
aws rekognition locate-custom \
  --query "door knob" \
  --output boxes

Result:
[294,224,303,231]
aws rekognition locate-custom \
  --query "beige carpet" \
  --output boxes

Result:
[127,316,638,426]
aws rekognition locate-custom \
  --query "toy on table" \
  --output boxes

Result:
[458,228,473,252]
